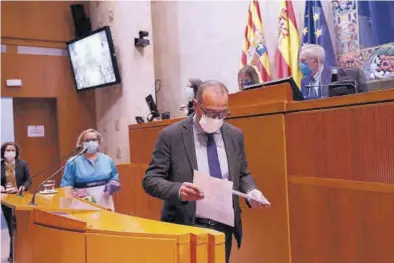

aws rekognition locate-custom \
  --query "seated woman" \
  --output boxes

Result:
[1,142,31,262]
[238,65,261,91]
[60,129,120,210]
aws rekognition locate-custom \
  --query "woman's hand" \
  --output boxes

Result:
[104,180,121,195]
[72,188,89,198]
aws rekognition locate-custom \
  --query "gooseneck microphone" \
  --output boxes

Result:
[17,146,83,197]
[28,147,87,206]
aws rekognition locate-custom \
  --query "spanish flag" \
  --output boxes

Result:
[275,0,302,87]
[241,0,272,82]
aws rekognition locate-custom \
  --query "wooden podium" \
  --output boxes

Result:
[124,83,394,263]
[1,189,225,263]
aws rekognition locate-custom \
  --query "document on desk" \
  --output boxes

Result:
[193,170,234,227]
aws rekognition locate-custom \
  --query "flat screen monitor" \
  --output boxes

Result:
[67,26,121,91]
[243,76,304,101]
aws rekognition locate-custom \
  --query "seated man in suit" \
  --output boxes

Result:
[299,44,332,99]
[143,80,270,263]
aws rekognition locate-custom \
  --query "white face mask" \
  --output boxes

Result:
[199,114,224,134]
[185,87,195,100]
[83,141,99,153]
[4,151,16,162]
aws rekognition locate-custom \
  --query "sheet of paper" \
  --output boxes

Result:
[71,185,115,211]
[232,190,271,205]
[193,170,234,227]
[83,185,115,211]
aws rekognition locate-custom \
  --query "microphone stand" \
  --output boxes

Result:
[17,147,82,197]
[28,148,87,206]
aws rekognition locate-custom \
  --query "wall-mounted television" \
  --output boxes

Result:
[67,26,121,91]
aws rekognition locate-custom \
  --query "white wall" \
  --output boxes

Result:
[90,0,336,161]
[152,0,335,117]
[0,98,15,144]
[89,1,155,163]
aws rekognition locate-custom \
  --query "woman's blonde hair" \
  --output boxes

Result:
[76,129,103,148]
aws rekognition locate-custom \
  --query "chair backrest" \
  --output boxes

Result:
[338,67,368,93]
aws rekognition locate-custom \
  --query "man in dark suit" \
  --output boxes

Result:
[143,80,270,263]
[299,44,332,99]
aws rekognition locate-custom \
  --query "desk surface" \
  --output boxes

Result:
[1,190,100,212]
[1,190,225,245]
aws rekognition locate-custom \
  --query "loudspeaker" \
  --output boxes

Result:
[71,4,92,38]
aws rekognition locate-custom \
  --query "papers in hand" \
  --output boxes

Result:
[232,190,271,205]
[193,170,234,227]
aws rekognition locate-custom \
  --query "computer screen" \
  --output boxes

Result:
[67,26,121,91]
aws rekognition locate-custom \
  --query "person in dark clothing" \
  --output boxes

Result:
[185,78,203,116]
[1,142,31,262]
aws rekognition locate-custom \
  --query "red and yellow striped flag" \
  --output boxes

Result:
[275,0,302,87]
[241,0,272,82]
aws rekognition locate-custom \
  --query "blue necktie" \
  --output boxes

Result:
[206,133,222,179]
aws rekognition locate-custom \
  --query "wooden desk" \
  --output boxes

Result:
[1,190,225,263]
[124,86,394,263]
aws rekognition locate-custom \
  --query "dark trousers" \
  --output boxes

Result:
[2,205,13,259]
[194,218,233,263]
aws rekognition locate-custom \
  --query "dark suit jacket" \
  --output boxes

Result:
[142,115,257,248]
[301,66,332,99]
[1,159,31,190]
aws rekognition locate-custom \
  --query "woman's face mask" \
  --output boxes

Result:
[185,86,195,100]
[83,140,99,153]
[4,150,16,162]
[241,79,253,87]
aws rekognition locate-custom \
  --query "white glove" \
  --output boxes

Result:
[247,189,271,208]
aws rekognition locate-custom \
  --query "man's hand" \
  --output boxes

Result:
[0,186,5,192]
[18,185,26,193]
[247,189,271,208]
[179,182,204,201]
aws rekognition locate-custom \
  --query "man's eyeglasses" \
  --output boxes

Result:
[197,102,230,119]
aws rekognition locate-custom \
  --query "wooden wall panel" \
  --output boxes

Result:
[1,1,83,42]
[14,210,33,263]
[129,126,165,164]
[1,52,96,161]
[228,115,290,263]
[288,180,394,263]
[32,224,86,263]
[114,164,161,220]
[285,102,394,183]
[86,234,179,263]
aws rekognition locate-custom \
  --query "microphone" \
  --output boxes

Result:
[28,147,87,206]
[331,68,339,83]
[17,146,83,197]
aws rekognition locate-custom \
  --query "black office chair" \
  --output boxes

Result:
[338,67,368,93]
[329,67,368,97]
